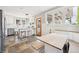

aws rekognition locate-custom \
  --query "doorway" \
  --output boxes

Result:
[36,17,42,36]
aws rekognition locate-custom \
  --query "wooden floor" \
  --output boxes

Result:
[4,36,44,53]
[4,36,79,53]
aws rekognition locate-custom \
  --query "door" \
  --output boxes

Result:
[0,10,4,52]
[36,17,42,36]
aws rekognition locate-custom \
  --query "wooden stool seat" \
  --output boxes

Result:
[31,40,44,50]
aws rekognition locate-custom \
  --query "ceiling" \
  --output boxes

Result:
[0,6,55,16]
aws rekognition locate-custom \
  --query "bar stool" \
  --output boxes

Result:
[31,40,45,53]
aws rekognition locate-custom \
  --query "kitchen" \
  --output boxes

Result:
[0,6,79,53]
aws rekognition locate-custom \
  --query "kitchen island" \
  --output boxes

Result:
[36,33,69,53]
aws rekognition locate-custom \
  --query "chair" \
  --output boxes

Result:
[63,42,70,53]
